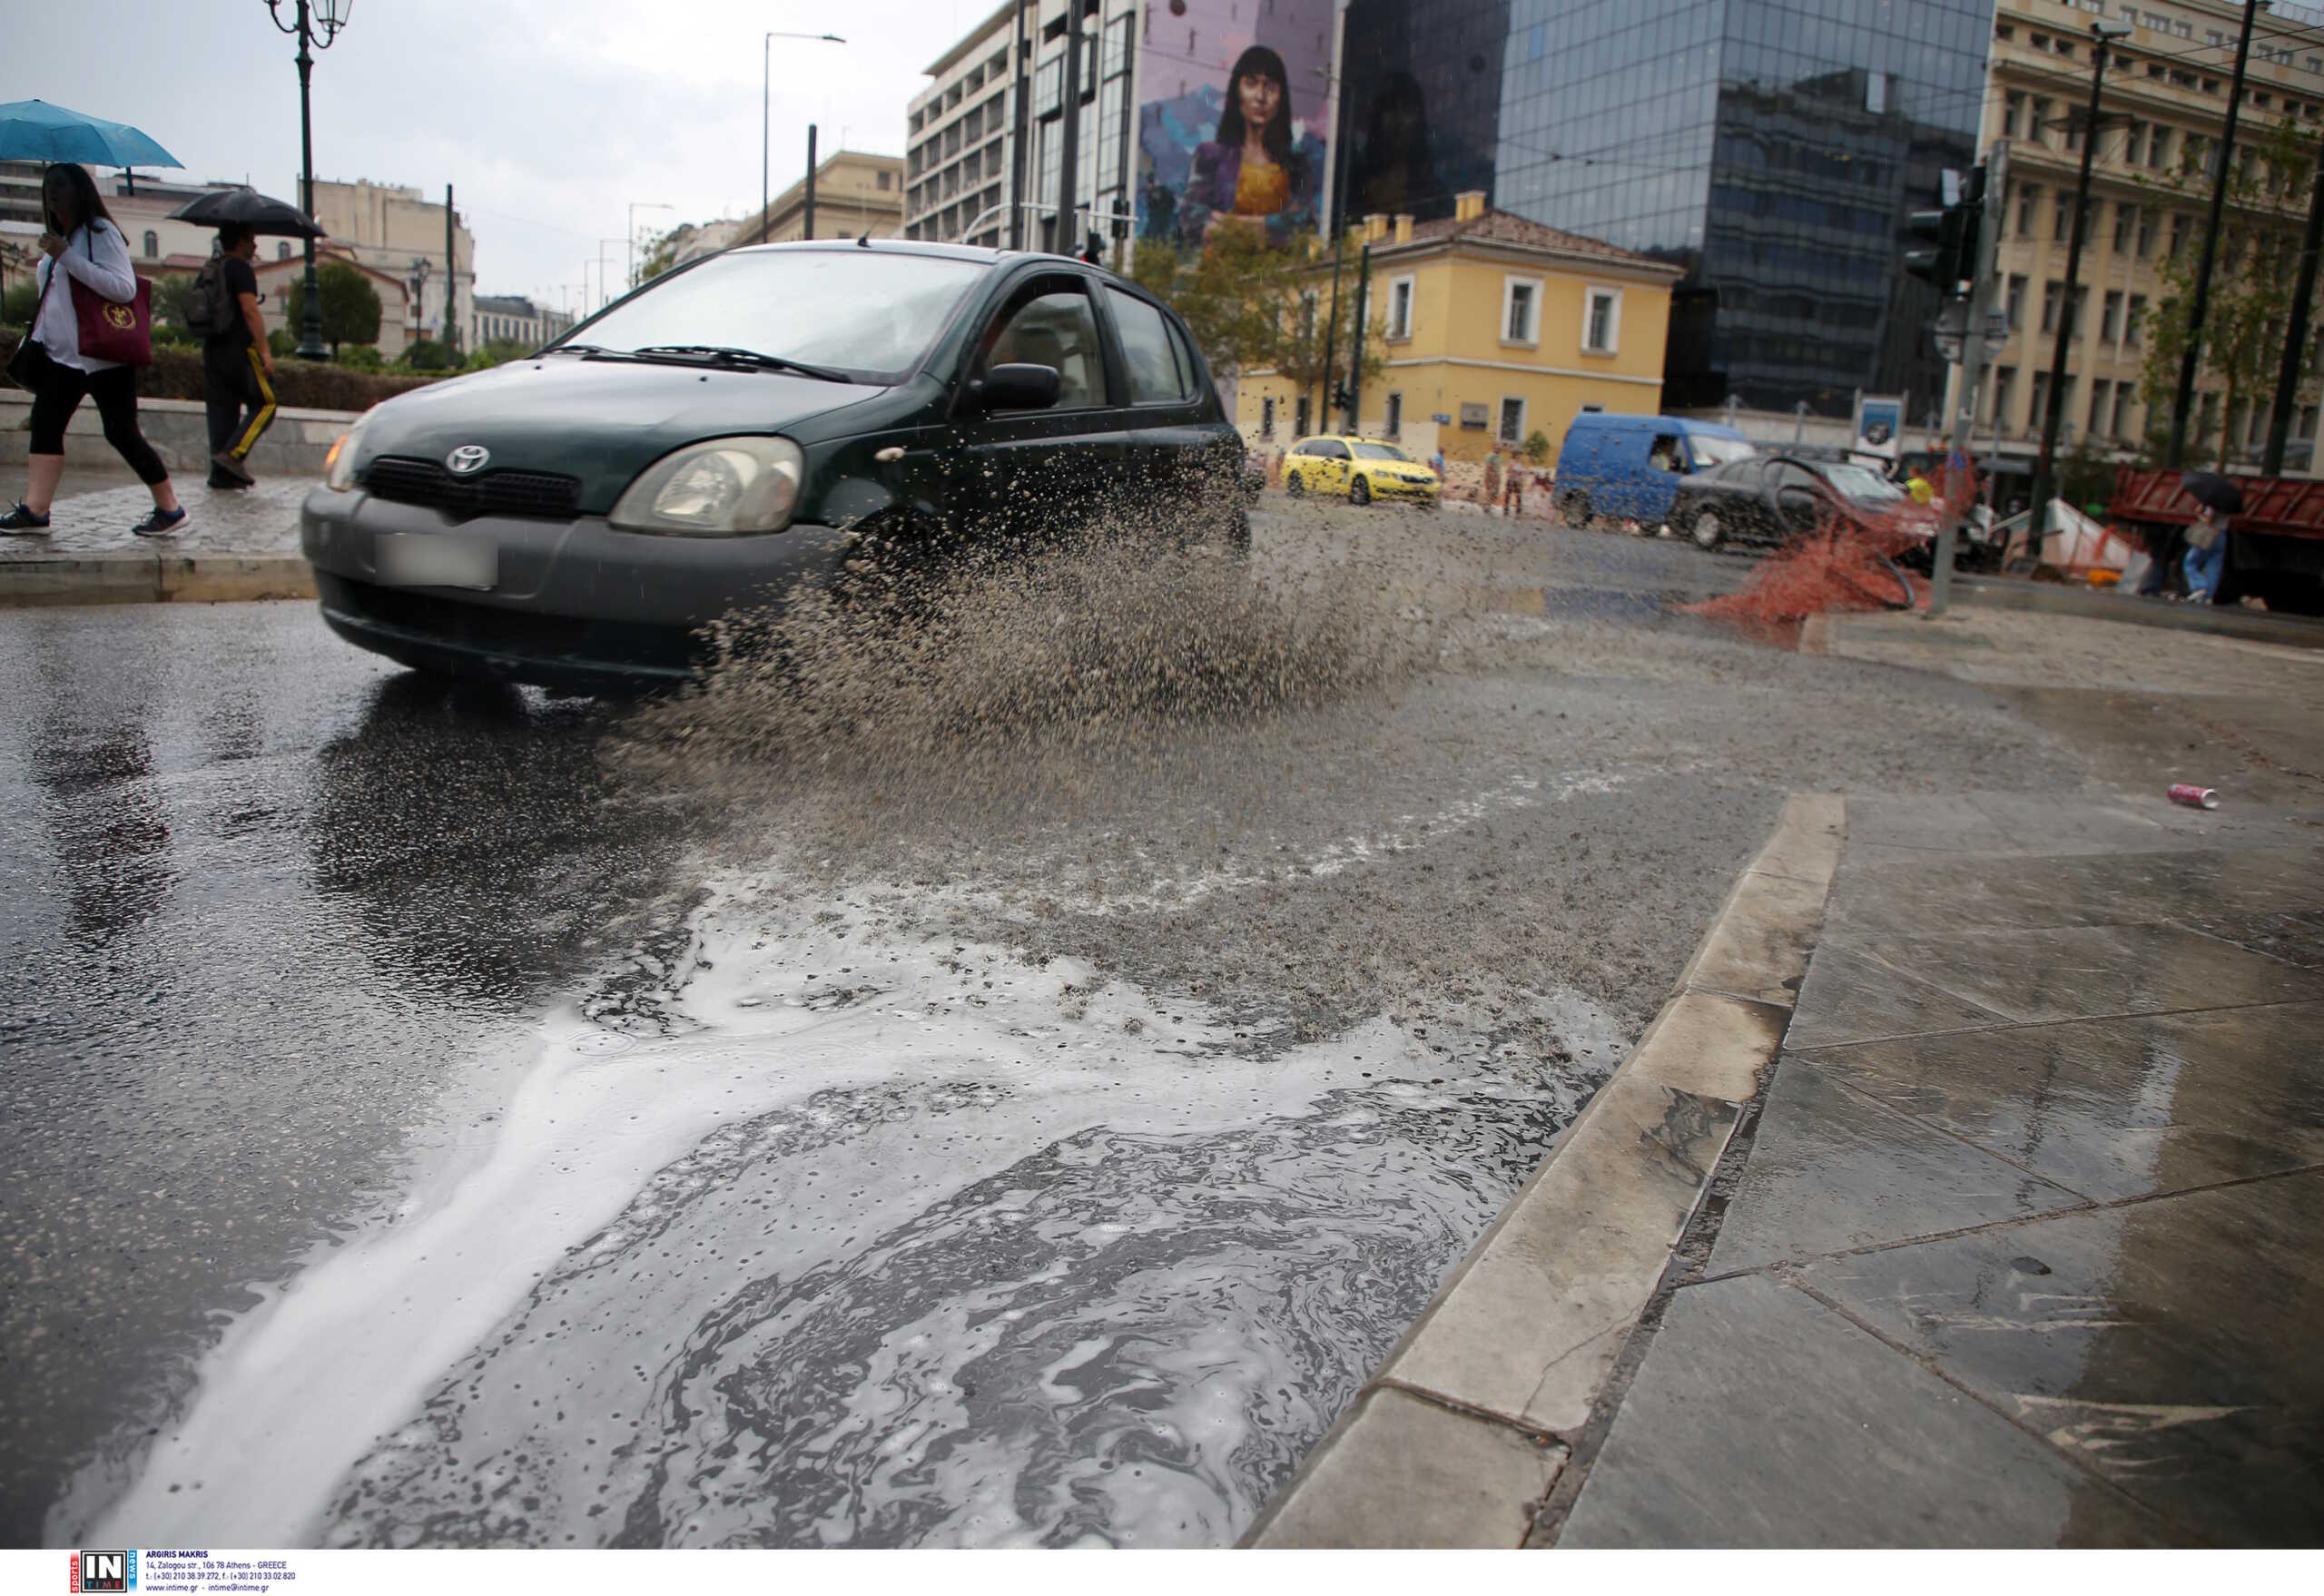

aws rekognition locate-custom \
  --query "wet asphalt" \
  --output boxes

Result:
[0,504,2093,1546]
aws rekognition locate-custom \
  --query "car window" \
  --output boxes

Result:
[1107,287,1189,405]
[1774,463,1822,491]
[978,285,1110,409]
[1318,439,1350,459]
[1350,442,1412,460]
[1687,434,1757,468]
[567,249,983,384]
[1648,432,1684,472]
[1167,318,1200,398]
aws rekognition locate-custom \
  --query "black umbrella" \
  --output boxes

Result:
[2181,470,2244,516]
[168,186,325,239]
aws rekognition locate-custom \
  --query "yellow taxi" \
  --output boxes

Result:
[1281,435,1442,507]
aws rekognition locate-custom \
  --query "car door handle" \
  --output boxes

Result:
[875,447,904,463]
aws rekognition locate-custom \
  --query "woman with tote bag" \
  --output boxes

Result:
[2,163,186,537]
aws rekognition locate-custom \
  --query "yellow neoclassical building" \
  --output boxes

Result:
[1238,192,1684,466]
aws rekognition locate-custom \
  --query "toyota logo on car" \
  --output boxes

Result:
[445,445,490,476]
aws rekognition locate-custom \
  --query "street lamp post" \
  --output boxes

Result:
[2028,19,2131,528]
[763,31,847,244]
[628,200,674,290]
[265,0,353,361]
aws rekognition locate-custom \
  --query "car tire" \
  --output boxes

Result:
[1689,507,1724,549]
[1350,475,1371,506]
[1285,470,1305,498]
[1560,493,1590,530]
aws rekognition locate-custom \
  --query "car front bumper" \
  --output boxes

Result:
[1369,477,1440,501]
[300,487,852,690]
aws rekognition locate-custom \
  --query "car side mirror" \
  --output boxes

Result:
[969,362,1061,411]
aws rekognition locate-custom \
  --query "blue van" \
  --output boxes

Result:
[1551,414,1755,528]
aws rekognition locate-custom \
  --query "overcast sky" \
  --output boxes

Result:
[9,0,970,313]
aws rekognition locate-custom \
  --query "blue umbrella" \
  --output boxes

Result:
[0,99,181,171]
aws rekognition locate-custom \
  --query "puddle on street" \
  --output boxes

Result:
[82,869,1621,1549]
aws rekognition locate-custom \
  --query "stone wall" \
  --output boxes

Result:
[0,391,350,478]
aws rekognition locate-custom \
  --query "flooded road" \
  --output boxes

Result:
[2,506,2082,1545]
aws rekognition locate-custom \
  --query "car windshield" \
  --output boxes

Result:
[1823,463,1908,502]
[1350,442,1413,460]
[1687,435,1757,468]
[561,249,985,383]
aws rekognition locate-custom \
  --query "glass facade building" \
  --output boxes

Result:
[1334,0,1993,419]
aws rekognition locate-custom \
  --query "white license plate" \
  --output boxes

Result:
[377,533,496,591]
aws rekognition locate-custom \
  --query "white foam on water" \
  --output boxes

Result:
[82,805,1630,1548]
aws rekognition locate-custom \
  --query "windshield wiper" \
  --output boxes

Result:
[545,343,642,361]
[632,345,852,383]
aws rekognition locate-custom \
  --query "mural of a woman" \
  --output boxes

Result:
[1181,44,1318,247]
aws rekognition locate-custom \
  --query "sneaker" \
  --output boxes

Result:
[212,448,256,486]
[132,506,190,538]
[0,501,51,535]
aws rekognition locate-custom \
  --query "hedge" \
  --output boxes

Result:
[2,330,448,415]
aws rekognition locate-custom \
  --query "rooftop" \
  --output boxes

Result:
[1398,209,1682,273]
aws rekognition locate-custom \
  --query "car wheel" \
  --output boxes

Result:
[1689,507,1723,549]
[1560,493,1590,530]
[1350,475,1372,506]
[1285,469,1305,498]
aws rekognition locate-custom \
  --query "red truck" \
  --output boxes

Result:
[2109,467,2324,614]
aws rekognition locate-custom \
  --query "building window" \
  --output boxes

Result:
[141,229,157,257]
[1991,365,2016,429]
[1582,287,1620,354]
[2031,95,2053,144]
[1502,277,1539,345]
[2003,92,2024,139]
[1498,396,1525,443]
[2041,281,2063,335]
[2112,384,2134,439]
[2126,293,2148,346]
[2102,289,2123,342]
[2089,379,2112,437]
[277,241,290,261]
[2030,370,2051,431]
[1384,391,1403,437]
[1295,395,1311,438]
[2134,207,2156,257]
[1261,395,1275,437]
[2112,203,2132,253]
[2124,121,2145,164]
[877,171,891,190]
[2052,189,2073,240]
[1386,275,1413,340]
[2005,274,2028,329]
[2168,212,2190,259]
[2149,126,2171,169]
[2016,183,2039,236]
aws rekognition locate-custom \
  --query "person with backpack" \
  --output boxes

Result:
[2,163,184,537]
[198,223,276,488]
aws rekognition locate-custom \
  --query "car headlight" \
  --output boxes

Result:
[324,413,371,492]
[610,436,804,536]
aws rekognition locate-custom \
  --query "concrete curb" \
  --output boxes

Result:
[0,553,314,607]
[1242,793,1846,1548]
[1949,575,2324,649]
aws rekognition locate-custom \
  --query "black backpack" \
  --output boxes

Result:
[184,257,235,338]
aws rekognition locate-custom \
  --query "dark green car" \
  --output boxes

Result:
[300,241,1246,691]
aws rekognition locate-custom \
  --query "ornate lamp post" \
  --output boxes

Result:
[266,0,353,361]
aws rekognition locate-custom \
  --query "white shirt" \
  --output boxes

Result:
[33,218,139,374]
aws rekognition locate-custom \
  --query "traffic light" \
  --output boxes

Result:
[1331,381,1352,412]
[1904,163,1984,296]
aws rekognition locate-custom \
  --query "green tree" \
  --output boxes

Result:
[284,261,383,354]
[1128,230,1383,407]
[1521,429,1552,465]
[1,279,37,326]
[151,271,200,330]
[2056,431,2117,510]
[2141,117,2323,468]
[400,338,457,371]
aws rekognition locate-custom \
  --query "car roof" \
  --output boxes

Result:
[726,237,1084,268]
[1296,434,1407,446]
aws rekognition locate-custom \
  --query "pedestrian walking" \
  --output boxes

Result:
[2,163,184,537]
[1502,461,1527,517]
[197,222,276,488]
[1429,445,1445,480]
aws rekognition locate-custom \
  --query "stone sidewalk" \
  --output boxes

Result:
[1541,791,2324,1547]
[0,477,311,605]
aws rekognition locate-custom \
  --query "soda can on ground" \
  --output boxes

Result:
[2168,783,2221,810]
